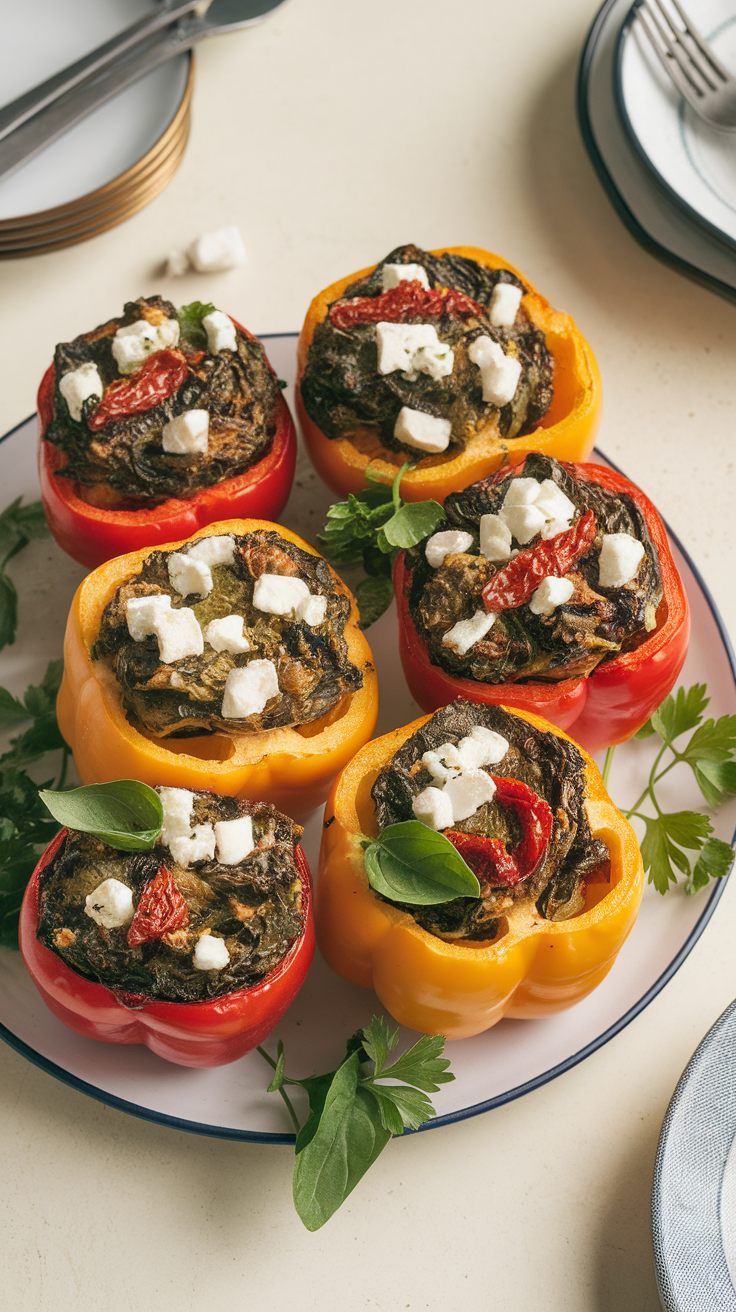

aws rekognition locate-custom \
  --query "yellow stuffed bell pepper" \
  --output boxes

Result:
[57,519,378,817]
[316,701,643,1039]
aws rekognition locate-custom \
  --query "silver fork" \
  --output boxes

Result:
[634,0,736,129]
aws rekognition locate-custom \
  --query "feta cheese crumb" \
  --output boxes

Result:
[529,575,575,616]
[533,479,575,524]
[441,608,495,656]
[193,933,230,971]
[158,787,195,845]
[376,322,454,382]
[161,410,209,455]
[479,513,513,562]
[112,316,179,375]
[456,730,506,770]
[502,502,547,545]
[503,477,543,507]
[84,878,134,929]
[202,309,237,353]
[252,574,326,625]
[165,248,189,277]
[381,262,430,290]
[299,594,328,627]
[598,534,645,588]
[394,407,452,454]
[187,535,237,568]
[425,530,474,568]
[467,724,509,763]
[467,335,522,406]
[168,552,213,599]
[59,362,103,422]
[411,786,454,831]
[204,614,250,654]
[221,661,279,718]
[125,595,203,664]
[187,226,246,273]
[443,769,497,823]
[489,282,523,328]
[421,743,463,782]
[214,815,254,865]
[169,824,216,868]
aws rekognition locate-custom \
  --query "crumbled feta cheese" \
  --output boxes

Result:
[125,595,203,664]
[411,785,454,831]
[394,407,452,454]
[503,477,543,507]
[202,309,237,353]
[441,608,495,657]
[502,502,547,545]
[168,553,212,599]
[84,878,134,929]
[467,724,509,763]
[381,262,430,291]
[489,282,523,328]
[158,787,195,845]
[444,769,497,823]
[214,815,254,865]
[252,574,326,625]
[193,933,230,970]
[112,316,179,375]
[421,743,463,782]
[467,335,522,406]
[533,479,575,524]
[425,530,474,568]
[540,518,572,540]
[161,409,209,455]
[187,535,237,568]
[169,824,216,868]
[221,661,279,718]
[204,614,250,654]
[299,594,328,627]
[529,575,575,616]
[187,226,246,273]
[165,248,189,277]
[376,322,454,382]
[59,362,103,422]
[598,534,645,588]
[479,513,513,562]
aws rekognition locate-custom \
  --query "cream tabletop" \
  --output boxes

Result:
[2,1,736,1308]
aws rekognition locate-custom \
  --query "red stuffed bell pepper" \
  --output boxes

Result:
[395,455,689,754]
[19,788,315,1068]
[39,297,297,569]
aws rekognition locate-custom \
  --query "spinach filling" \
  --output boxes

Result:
[46,295,279,503]
[37,794,304,1002]
[406,453,663,684]
[300,243,554,458]
[93,531,363,738]
[372,700,609,940]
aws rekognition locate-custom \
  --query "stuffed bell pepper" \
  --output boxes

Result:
[297,243,601,503]
[57,520,378,815]
[39,296,297,567]
[316,699,643,1039]
[20,787,314,1066]
[394,454,689,753]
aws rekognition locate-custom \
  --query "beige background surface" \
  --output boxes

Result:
[1,0,735,1307]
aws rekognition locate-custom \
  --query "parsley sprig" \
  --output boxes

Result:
[319,464,443,627]
[258,1016,454,1230]
[0,497,49,650]
[604,683,736,895]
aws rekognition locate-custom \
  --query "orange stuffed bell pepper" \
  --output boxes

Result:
[297,243,601,503]
[57,519,378,817]
[316,699,643,1040]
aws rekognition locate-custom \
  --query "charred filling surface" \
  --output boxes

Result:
[371,701,609,940]
[93,531,363,738]
[300,244,554,457]
[46,295,279,503]
[37,796,304,1001]
[407,453,663,684]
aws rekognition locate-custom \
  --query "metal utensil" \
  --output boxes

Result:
[0,0,290,184]
[0,1,209,144]
[634,0,736,130]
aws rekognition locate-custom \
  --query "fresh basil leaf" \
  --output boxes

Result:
[294,1071,340,1154]
[0,573,18,650]
[364,820,481,905]
[377,499,444,552]
[686,837,734,895]
[356,575,394,629]
[39,780,163,850]
[177,300,216,348]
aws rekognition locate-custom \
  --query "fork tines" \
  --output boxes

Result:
[635,0,731,100]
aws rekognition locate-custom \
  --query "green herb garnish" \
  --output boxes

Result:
[176,300,216,349]
[0,497,49,651]
[259,1015,454,1230]
[362,820,481,904]
[319,464,443,627]
[39,780,163,851]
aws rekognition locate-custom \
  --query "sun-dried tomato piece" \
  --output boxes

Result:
[445,830,522,886]
[446,775,553,888]
[482,510,597,613]
[329,281,487,331]
[127,865,189,947]
[88,349,188,431]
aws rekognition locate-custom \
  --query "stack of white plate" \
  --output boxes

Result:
[578,0,736,303]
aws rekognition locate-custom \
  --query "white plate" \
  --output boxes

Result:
[617,0,736,253]
[0,0,190,221]
[578,0,736,303]
[0,333,734,1142]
